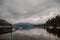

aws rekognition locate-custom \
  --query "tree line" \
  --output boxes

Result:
[45,15,60,37]
[45,15,60,27]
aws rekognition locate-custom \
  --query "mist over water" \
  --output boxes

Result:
[12,28,60,40]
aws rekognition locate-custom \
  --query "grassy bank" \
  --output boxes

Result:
[0,38,11,40]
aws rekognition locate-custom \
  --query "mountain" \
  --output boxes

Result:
[33,24,44,28]
[13,23,34,30]
[0,19,13,34]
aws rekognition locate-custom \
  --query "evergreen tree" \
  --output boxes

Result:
[45,15,60,27]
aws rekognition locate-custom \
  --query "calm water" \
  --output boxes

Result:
[0,28,60,40]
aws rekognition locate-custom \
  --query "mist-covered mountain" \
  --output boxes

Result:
[13,23,44,30]
[13,23,35,30]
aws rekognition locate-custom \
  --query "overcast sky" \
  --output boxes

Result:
[0,0,60,24]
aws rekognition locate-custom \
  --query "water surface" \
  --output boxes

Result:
[0,28,60,40]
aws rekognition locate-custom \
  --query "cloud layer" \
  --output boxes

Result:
[0,0,60,24]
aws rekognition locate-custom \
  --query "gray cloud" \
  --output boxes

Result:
[0,0,60,24]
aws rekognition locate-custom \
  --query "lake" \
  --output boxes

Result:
[0,28,60,40]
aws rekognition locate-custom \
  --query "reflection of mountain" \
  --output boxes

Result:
[13,23,34,30]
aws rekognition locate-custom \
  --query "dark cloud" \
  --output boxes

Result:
[0,0,60,24]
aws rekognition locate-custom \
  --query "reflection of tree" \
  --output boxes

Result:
[46,28,60,37]
[45,15,60,37]
[0,19,13,34]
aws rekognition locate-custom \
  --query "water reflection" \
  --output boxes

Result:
[12,28,60,40]
[46,28,60,37]
[0,28,60,40]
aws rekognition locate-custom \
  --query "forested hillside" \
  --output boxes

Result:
[0,19,13,34]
